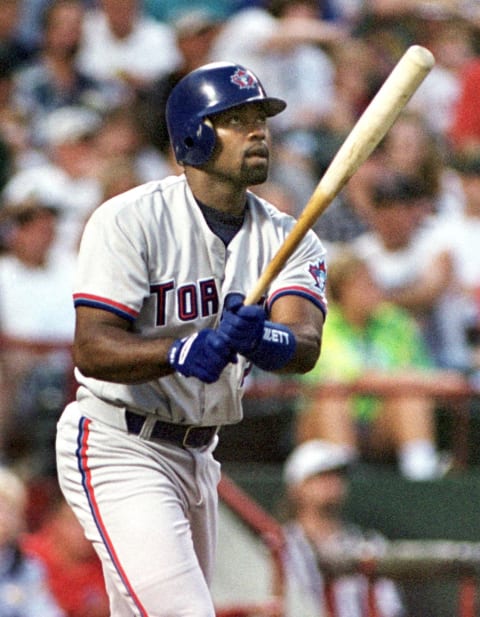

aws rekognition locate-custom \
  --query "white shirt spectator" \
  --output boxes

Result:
[422,213,480,370]
[2,106,104,253]
[2,165,101,254]
[0,247,75,343]
[354,222,469,370]
[77,6,181,86]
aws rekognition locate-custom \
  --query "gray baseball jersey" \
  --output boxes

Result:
[72,173,327,426]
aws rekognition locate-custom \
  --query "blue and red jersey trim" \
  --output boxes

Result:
[267,285,327,318]
[73,293,138,322]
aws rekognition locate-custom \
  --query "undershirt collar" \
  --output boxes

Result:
[195,199,246,246]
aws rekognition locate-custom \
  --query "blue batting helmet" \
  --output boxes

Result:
[166,62,286,166]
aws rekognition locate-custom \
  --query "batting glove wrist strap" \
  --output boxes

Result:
[247,321,296,371]
[168,329,235,384]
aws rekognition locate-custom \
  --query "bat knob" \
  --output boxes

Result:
[407,45,435,71]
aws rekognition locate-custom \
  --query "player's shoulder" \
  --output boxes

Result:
[88,174,186,222]
[247,190,295,225]
[247,190,324,251]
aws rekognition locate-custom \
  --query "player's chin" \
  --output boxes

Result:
[242,160,269,186]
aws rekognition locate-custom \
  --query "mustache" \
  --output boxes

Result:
[245,144,269,158]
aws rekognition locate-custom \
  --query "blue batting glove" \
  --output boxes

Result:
[168,329,236,383]
[219,294,296,371]
[218,294,266,355]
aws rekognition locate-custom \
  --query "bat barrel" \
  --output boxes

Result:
[245,45,435,306]
[319,45,435,199]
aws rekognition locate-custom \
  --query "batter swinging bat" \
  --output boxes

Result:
[244,44,435,306]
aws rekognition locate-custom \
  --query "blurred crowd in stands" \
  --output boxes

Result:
[0,0,479,614]
[280,439,407,617]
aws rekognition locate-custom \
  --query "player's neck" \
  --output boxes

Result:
[185,169,247,216]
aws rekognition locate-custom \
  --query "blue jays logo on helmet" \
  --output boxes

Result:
[230,68,257,90]
[166,62,286,166]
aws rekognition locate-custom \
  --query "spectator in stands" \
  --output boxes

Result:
[352,0,421,85]
[76,0,181,99]
[0,198,75,473]
[13,0,111,139]
[136,8,221,157]
[0,0,35,72]
[296,248,466,480]
[96,155,143,203]
[0,58,15,190]
[75,155,144,243]
[15,0,71,53]
[423,153,480,379]
[378,111,456,215]
[408,16,474,146]
[0,465,65,616]
[22,491,109,617]
[382,62,474,217]
[448,54,480,156]
[352,172,464,369]
[281,439,406,617]
[2,105,103,254]
[312,36,379,169]
[312,145,383,247]
[92,103,171,183]
[0,198,73,344]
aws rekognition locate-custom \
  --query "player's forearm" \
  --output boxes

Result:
[74,330,175,384]
[269,296,325,374]
[278,323,322,374]
[74,307,175,383]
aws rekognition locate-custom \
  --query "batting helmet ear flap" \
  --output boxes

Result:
[177,118,216,167]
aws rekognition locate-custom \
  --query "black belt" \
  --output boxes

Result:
[125,411,218,448]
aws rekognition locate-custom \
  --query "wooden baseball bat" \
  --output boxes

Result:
[244,44,435,306]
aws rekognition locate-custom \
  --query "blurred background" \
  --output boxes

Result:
[0,1,480,616]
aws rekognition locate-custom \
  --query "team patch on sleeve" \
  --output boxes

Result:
[308,259,327,294]
[266,259,328,317]
[73,293,138,321]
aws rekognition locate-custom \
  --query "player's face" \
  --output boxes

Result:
[208,103,271,187]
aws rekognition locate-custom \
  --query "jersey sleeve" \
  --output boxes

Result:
[73,203,149,322]
[265,228,328,318]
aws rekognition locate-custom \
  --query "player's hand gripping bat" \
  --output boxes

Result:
[244,44,435,306]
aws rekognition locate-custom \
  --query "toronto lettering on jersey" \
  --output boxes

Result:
[150,278,219,325]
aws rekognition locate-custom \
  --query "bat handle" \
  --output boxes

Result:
[244,275,272,306]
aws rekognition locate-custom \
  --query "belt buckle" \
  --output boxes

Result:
[182,426,196,448]
[182,426,217,448]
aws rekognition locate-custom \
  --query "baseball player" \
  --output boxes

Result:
[55,61,327,616]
